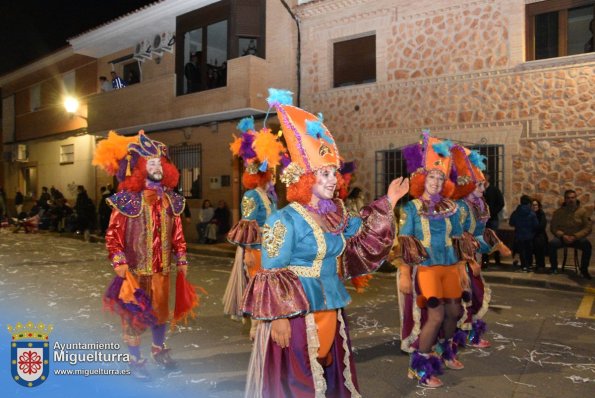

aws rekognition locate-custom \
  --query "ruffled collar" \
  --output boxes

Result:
[418,197,458,220]
[464,195,490,223]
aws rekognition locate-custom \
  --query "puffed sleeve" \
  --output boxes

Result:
[227,190,261,246]
[341,196,396,279]
[105,210,128,268]
[398,201,429,265]
[241,211,309,320]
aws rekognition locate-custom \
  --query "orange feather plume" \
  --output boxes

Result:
[92,131,138,175]
[229,134,242,157]
[253,129,284,168]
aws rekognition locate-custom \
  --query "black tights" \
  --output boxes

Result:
[418,300,461,353]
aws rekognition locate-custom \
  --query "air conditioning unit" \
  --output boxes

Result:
[15,144,28,162]
[133,40,152,61]
[152,32,175,55]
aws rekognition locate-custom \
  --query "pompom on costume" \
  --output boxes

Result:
[223,117,286,321]
[450,144,506,348]
[242,89,396,397]
[396,131,478,387]
[94,130,200,370]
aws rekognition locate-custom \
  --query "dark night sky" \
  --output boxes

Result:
[0,0,156,77]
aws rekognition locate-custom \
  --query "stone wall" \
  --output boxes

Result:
[513,138,594,215]
[296,0,595,221]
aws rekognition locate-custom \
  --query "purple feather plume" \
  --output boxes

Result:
[437,340,456,361]
[410,352,443,384]
[280,153,291,168]
[453,329,468,349]
[403,144,423,174]
[470,319,487,344]
[239,133,256,160]
[339,161,356,175]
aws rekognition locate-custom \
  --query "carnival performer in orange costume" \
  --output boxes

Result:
[397,131,478,388]
[95,131,198,379]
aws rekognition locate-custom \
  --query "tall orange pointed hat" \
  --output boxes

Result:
[450,144,487,199]
[266,88,340,185]
[403,130,453,177]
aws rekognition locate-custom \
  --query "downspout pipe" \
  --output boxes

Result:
[279,0,301,107]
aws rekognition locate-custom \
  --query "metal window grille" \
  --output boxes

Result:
[375,143,505,198]
[170,144,202,198]
[468,144,505,193]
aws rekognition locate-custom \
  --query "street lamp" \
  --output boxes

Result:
[63,96,87,120]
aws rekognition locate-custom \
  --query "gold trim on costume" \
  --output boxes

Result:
[445,218,452,247]
[160,203,170,274]
[142,204,153,275]
[262,220,286,258]
[412,200,431,248]
[242,196,257,218]
[288,203,326,278]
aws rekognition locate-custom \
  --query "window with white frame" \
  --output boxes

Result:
[60,144,74,164]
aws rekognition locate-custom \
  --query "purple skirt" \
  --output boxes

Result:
[245,310,361,398]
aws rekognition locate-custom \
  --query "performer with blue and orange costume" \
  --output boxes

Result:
[450,144,511,349]
[223,116,285,338]
[241,89,409,397]
[397,131,478,388]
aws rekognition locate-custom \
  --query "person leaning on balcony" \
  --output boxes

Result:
[110,71,127,90]
[99,76,112,92]
[549,189,592,279]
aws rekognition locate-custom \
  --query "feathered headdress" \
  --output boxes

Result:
[403,130,453,178]
[266,88,341,186]
[450,144,487,199]
[93,130,169,182]
[229,116,286,175]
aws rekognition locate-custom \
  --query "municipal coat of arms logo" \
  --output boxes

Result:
[7,321,52,387]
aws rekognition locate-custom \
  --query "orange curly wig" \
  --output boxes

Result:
[409,172,455,199]
[117,157,180,192]
[242,170,272,190]
[286,171,343,204]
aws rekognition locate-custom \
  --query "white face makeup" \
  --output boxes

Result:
[146,157,163,182]
[424,170,445,196]
[312,166,338,200]
[473,180,486,197]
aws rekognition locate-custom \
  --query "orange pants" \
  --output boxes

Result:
[314,310,338,359]
[417,265,462,299]
[245,247,262,279]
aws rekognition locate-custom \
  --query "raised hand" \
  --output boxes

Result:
[387,177,410,208]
